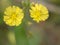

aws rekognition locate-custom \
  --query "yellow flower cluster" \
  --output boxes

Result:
[3,3,49,26]
[4,6,24,26]
[29,3,49,23]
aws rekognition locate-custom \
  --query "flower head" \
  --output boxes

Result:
[29,3,49,23]
[4,6,24,26]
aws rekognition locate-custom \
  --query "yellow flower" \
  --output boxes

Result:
[29,3,49,23]
[4,6,24,26]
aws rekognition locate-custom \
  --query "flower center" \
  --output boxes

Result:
[11,13,17,20]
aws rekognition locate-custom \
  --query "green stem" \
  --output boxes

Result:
[14,25,29,45]
[14,0,30,45]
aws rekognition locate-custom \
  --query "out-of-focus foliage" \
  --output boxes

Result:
[46,0,60,6]
[0,0,60,45]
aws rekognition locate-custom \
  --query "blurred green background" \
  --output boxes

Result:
[0,0,60,45]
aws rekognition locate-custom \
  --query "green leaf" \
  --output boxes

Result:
[14,24,29,45]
